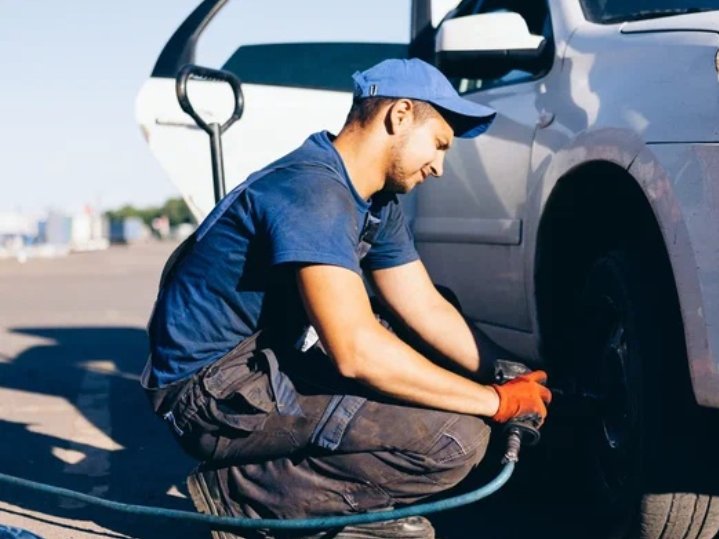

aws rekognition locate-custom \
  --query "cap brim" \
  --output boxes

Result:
[431,97,496,138]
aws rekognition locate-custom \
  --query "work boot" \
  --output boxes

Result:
[188,466,434,539]
[187,465,250,539]
[328,516,435,538]
[255,515,435,539]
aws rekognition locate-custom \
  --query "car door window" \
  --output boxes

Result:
[581,0,718,24]
[441,0,554,94]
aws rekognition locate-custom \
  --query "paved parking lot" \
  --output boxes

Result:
[0,241,594,539]
[0,241,210,538]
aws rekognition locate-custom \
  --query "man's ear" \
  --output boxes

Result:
[385,99,414,135]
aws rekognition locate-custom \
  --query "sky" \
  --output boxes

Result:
[0,0,410,215]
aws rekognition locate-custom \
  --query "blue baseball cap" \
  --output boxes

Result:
[352,58,496,138]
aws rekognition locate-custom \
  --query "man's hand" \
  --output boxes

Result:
[490,370,552,424]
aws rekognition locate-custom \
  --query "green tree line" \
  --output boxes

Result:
[105,197,196,228]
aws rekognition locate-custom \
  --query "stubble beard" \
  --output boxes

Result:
[382,135,415,194]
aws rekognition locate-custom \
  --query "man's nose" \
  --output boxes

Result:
[430,157,444,177]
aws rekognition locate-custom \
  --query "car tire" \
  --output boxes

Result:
[641,493,719,539]
[573,251,719,539]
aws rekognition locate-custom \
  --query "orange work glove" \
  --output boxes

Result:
[490,370,552,424]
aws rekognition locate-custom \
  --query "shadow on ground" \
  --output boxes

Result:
[0,327,211,538]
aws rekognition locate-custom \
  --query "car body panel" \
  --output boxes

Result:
[136,78,350,219]
[629,143,719,407]
[530,15,719,406]
[563,23,719,143]
[414,79,540,331]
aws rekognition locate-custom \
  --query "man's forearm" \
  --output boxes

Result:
[404,295,481,374]
[350,321,499,417]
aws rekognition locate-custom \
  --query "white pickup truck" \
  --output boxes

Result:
[136,1,719,537]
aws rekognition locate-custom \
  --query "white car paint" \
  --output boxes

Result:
[436,12,545,52]
[629,143,719,406]
[136,79,350,219]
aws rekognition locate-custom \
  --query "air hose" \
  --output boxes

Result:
[0,460,513,532]
[0,423,539,534]
[0,361,541,533]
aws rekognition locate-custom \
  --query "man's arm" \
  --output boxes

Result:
[370,260,481,375]
[297,263,500,416]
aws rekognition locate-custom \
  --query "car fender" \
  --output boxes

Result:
[522,127,645,335]
[629,143,719,407]
[525,128,719,407]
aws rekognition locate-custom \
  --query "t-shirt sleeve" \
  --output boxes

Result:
[362,197,419,271]
[254,170,363,274]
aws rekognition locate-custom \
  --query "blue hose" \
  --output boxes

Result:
[0,461,514,531]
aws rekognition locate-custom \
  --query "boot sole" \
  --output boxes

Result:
[187,469,246,539]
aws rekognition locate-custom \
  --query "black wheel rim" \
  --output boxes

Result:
[583,294,640,500]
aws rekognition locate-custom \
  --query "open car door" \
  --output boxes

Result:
[136,0,409,220]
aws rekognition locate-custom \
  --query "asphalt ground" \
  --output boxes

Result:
[0,241,597,539]
[0,241,209,538]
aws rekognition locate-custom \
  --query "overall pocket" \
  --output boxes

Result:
[200,351,275,433]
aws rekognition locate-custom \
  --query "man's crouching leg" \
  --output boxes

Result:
[188,400,491,539]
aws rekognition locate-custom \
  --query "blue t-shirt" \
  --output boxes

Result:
[147,131,419,387]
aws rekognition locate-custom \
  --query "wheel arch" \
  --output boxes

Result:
[533,160,689,393]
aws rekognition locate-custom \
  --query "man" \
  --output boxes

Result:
[142,58,551,539]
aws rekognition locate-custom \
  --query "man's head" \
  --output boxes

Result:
[342,59,496,194]
[343,97,453,193]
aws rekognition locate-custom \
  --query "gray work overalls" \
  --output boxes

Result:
[140,171,491,530]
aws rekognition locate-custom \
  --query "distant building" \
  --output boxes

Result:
[0,207,110,261]
[0,212,37,247]
[39,211,72,246]
[69,206,109,251]
[0,211,46,261]
[109,216,150,244]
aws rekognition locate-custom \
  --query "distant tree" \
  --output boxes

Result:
[162,198,196,227]
[105,197,195,228]
[105,204,143,221]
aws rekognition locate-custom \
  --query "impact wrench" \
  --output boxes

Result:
[493,359,544,462]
